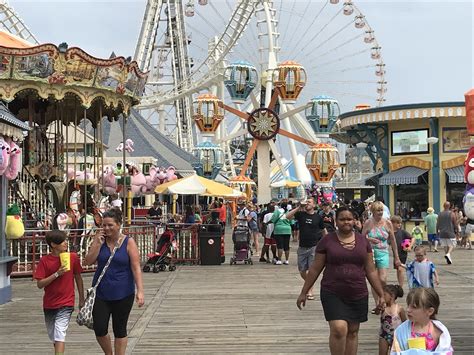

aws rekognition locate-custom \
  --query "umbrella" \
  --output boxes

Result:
[155,174,245,197]
[270,178,301,188]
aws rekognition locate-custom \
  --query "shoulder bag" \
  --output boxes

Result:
[76,237,122,330]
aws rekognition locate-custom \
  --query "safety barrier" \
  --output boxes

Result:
[7,224,158,278]
[165,224,199,264]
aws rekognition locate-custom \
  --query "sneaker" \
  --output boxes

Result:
[283,260,289,265]
[259,257,267,263]
[275,260,282,265]
[445,254,452,264]
[434,249,439,252]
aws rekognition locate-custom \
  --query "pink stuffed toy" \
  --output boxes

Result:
[166,166,178,182]
[115,142,124,152]
[4,138,21,180]
[142,166,162,194]
[124,139,135,153]
[129,165,146,195]
[100,165,118,195]
[0,135,11,175]
[156,167,168,184]
[465,146,474,186]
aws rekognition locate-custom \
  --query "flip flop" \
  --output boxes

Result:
[306,294,315,300]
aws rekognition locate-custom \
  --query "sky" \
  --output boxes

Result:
[7,0,472,112]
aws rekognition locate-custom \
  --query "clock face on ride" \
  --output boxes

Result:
[247,108,280,141]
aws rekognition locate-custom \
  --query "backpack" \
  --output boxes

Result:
[413,226,422,238]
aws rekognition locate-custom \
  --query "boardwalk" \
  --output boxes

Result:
[0,237,473,354]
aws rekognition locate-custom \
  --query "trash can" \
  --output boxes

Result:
[199,224,223,265]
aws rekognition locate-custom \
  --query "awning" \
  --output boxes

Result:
[178,171,196,177]
[444,166,465,183]
[379,167,428,185]
[364,172,382,186]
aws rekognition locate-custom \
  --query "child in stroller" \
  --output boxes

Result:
[143,229,177,273]
[230,217,253,265]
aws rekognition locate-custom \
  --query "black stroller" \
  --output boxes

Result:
[143,229,177,273]
[230,217,253,265]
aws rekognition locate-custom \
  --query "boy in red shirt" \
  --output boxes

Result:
[35,230,84,355]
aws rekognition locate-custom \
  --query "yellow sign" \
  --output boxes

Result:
[441,155,466,169]
[390,157,431,171]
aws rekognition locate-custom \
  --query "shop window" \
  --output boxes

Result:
[84,143,95,156]
[446,182,464,209]
[394,172,428,219]
[142,163,152,175]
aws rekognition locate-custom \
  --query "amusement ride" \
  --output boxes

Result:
[0,0,388,214]
[134,0,387,202]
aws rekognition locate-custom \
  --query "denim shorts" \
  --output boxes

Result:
[297,246,316,272]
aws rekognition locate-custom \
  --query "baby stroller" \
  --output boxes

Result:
[230,217,253,265]
[143,229,177,273]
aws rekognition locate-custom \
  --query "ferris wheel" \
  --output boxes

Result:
[135,0,386,202]
[0,0,39,44]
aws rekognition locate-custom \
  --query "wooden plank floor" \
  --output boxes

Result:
[1,234,473,354]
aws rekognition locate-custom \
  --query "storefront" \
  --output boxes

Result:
[337,102,468,216]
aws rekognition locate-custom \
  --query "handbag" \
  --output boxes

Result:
[76,238,122,329]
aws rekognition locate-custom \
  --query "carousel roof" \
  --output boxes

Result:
[0,30,33,48]
[0,41,148,125]
[100,109,194,172]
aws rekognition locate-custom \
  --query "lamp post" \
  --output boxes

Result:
[428,119,440,213]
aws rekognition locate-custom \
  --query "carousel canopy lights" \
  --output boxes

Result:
[305,143,340,183]
[224,60,258,104]
[193,93,224,134]
[305,95,340,133]
[191,141,224,180]
[273,60,306,104]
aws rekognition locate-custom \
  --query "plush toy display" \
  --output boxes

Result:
[4,137,21,180]
[0,135,11,175]
[464,147,474,220]
[465,147,474,187]
[5,204,25,240]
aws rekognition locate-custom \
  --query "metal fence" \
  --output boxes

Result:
[7,222,161,277]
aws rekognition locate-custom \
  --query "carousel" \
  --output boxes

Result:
[0,38,147,229]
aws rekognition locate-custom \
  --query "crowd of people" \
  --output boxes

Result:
[33,194,465,354]
[236,197,458,354]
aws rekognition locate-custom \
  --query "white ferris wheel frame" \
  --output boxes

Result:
[136,0,386,202]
